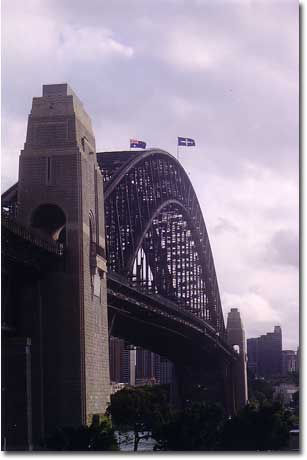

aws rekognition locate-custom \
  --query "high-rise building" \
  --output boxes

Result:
[129,347,136,386]
[160,358,173,384]
[259,326,282,377]
[247,338,259,376]
[296,346,300,373]
[247,326,282,378]
[109,337,135,385]
[282,350,297,375]
[135,347,157,385]
[135,348,174,385]
[109,337,122,383]
[110,340,173,386]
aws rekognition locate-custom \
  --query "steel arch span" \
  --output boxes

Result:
[2,149,237,416]
[97,149,226,339]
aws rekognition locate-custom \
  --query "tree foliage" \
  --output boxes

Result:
[248,373,274,403]
[153,401,226,451]
[107,385,170,451]
[107,382,297,452]
[219,400,294,451]
[44,416,118,451]
[153,399,295,451]
[291,390,299,418]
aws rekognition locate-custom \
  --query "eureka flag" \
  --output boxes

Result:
[130,139,146,149]
[178,137,196,146]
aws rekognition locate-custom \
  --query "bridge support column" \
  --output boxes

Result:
[171,359,228,411]
[2,337,33,451]
[223,360,236,416]
[226,308,248,412]
[16,84,110,443]
[169,365,184,410]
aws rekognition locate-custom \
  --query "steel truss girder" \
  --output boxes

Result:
[1,151,226,338]
[98,149,225,338]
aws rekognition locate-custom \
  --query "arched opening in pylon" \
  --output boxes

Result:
[31,203,66,243]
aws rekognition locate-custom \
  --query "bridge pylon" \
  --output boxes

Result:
[15,84,110,444]
[226,308,248,412]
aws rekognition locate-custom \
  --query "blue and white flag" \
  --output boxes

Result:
[178,137,196,146]
[130,139,146,149]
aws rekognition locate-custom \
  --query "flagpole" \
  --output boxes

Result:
[177,142,179,161]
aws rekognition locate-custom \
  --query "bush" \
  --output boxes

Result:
[153,401,226,451]
[44,415,119,451]
[107,384,171,451]
[219,400,294,451]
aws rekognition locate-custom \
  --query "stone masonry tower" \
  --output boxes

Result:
[17,84,110,435]
[226,308,248,411]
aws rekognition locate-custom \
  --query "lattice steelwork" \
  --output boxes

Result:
[97,149,225,336]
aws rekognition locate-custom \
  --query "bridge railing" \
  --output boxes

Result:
[107,272,228,346]
[2,210,64,256]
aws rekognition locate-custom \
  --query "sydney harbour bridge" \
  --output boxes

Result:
[1,84,247,450]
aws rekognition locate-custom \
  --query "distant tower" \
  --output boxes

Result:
[226,308,248,410]
[109,337,136,385]
[282,350,297,375]
[248,325,282,378]
[17,84,110,434]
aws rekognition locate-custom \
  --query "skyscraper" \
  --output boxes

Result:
[247,326,282,378]
[247,337,259,376]
[135,347,157,385]
[296,346,300,373]
[109,337,135,385]
[282,350,297,375]
[160,358,173,385]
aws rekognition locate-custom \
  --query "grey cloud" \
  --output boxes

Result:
[1,0,299,349]
[265,229,299,269]
[212,217,239,236]
[2,0,298,180]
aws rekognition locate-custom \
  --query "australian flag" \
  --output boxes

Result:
[130,139,146,149]
[178,137,196,146]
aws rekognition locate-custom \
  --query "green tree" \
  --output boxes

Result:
[44,416,118,451]
[153,401,226,451]
[219,400,295,451]
[107,385,170,451]
[292,390,299,418]
[248,373,274,403]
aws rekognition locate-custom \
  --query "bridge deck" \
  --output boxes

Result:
[107,273,236,364]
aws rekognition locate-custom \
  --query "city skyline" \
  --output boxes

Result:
[2,0,299,349]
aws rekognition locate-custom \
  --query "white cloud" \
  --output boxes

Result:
[57,25,134,62]
[3,7,133,66]
[223,291,282,337]
[183,162,299,348]
[1,0,299,350]
[263,229,299,269]
[165,28,235,71]
[1,116,28,192]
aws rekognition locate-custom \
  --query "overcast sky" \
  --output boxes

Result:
[2,0,299,350]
